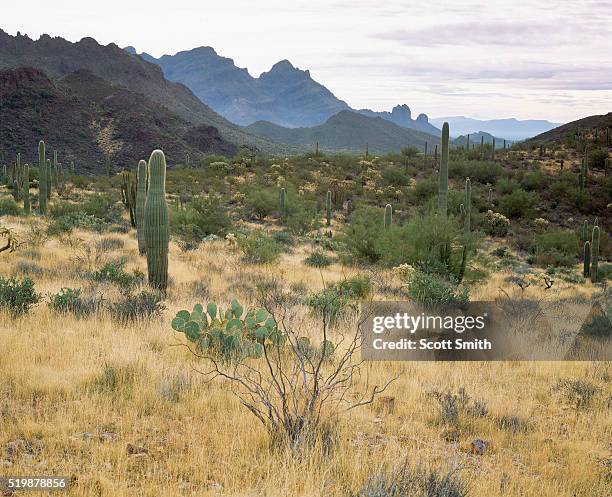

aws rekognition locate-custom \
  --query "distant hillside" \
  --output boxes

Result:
[244,111,439,154]
[0,67,237,173]
[0,30,280,152]
[453,131,513,149]
[126,46,436,133]
[128,46,350,128]
[357,105,440,135]
[431,116,560,140]
[528,113,612,144]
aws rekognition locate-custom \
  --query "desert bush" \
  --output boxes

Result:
[521,170,547,191]
[497,177,520,195]
[535,229,579,267]
[449,160,504,183]
[400,268,469,304]
[237,231,282,264]
[242,185,277,220]
[171,195,230,249]
[304,250,333,267]
[354,463,468,497]
[554,378,598,410]
[272,230,295,247]
[284,200,321,236]
[306,276,371,326]
[48,287,101,318]
[498,189,536,218]
[589,148,609,168]
[413,176,438,202]
[0,276,41,316]
[0,197,21,216]
[87,258,144,288]
[380,167,409,187]
[110,290,165,323]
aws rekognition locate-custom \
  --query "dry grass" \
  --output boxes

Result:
[0,218,610,497]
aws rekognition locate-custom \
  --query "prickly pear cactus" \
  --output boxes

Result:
[143,150,169,292]
[171,299,285,361]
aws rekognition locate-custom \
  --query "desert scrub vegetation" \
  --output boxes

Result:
[0,128,610,496]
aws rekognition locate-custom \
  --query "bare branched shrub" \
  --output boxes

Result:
[187,276,396,452]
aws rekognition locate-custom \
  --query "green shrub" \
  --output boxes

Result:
[48,287,101,318]
[87,259,144,288]
[238,232,282,264]
[497,177,520,195]
[243,185,277,220]
[171,195,231,249]
[285,200,321,236]
[110,290,165,323]
[535,230,579,267]
[403,269,469,304]
[449,160,504,183]
[413,176,438,202]
[0,197,21,216]
[0,276,41,316]
[304,250,333,267]
[498,189,536,218]
[380,167,409,186]
[589,148,609,169]
[521,170,547,191]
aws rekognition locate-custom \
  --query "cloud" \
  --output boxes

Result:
[374,20,600,47]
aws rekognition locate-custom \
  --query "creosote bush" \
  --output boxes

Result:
[0,276,41,316]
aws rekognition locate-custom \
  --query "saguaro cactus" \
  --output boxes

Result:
[136,160,148,255]
[466,134,470,151]
[46,159,51,200]
[38,141,47,214]
[590,226,600,283]
[22,164,30,214]
[492,138,496,159]
[326,190,332,226]
[583,241,591,278]
[144,150,169,293]
[582,220,588,242]
[279,187,286,223]
[464,177,471,233]
[438,122,449,214]
[384,203,392,228]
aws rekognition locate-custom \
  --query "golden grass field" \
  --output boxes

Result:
[0,213,610,497]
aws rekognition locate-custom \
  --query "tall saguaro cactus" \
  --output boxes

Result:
[384,204,392,229]
[590,226,600,283]
[22,164,30,213]
[583,241,591,278]
[438,122,449,214]
[143,150,169,293]
[136,160,148,255]
[46,159,52,200]
[38,141,47,214]
[464,177,471,233]
[279,187,286,223]
[326,190,332,226]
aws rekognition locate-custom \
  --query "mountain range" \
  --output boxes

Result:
[430,116,560,141]
[125,46,439,134]
[0,67,237,172]
[0,29,280,153]
[244,110,439,154]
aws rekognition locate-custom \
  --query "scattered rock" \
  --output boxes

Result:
[471,438,487,455]
[99,432,117,443]
[126,443,148,456]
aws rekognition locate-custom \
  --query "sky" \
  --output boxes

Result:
[3,0,612,123]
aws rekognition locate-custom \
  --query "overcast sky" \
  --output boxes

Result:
[3,0,611,123]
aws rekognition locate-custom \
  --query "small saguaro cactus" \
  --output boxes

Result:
[143,150,169,293]
[466,134,470,151]
[315,141,319,156]
[464,177,471,233]
[583,241,591,278]
[492,138,496,158]
[488,188,493,208]
[384,203,392,229]
[279,187,286,222]
[590,226,600,283]
[46,159,51,200]
[326,190,332,226]
[438,122,449,214]
[365,142,369,157]
[53,150,58,187]
[582,220,588,242]
[38,141,47,214]
[22,164,30,214]
[424,141,428,158]
[136,159,148,255]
